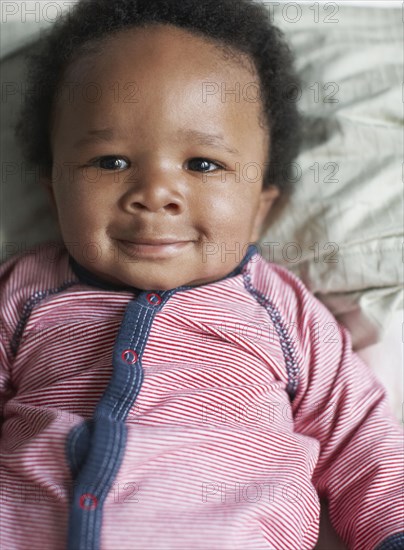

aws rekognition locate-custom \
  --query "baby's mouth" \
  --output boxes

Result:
[117,238,193,258]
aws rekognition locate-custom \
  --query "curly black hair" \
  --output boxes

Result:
[15,0,304,195]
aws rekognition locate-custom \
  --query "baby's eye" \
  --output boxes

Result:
[92,156,129,171]
[187,158,225,173]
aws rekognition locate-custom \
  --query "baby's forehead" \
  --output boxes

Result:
[60,31,262,114]
[65,24,259,86]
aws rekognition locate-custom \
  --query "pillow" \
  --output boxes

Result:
[0,15,65,257]
[0,2,402,352]
[258,2,403,350]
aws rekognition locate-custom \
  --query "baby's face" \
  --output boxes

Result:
[45,24,279,290]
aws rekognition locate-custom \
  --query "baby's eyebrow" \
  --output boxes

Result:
[176,129,240,156]
[73,127,240,156]
[74,128,115,149]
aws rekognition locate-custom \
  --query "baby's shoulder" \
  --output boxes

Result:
[0,240,69,285]
[246,253,316,321]
[0,241,74,358]
[0,241,73,308]
[245,252,343,355]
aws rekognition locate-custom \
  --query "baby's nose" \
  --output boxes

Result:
[119,166,185,214]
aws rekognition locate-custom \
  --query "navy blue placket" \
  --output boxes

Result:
[64,245,258,550]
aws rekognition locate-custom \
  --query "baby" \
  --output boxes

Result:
[1,0,402,549]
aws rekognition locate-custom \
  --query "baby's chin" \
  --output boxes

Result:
[112,269,223,292]
[77,260,201,291]
[91,262,231,292]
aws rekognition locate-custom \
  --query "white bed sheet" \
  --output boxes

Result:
[356,308,403,422]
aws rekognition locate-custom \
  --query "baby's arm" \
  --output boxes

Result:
[0,322,11,428]
[0,259,17,429]
[291,284,403,550]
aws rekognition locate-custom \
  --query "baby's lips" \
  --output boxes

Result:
[119,236,194,245]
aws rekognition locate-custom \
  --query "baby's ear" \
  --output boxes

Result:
[251,185,280,242]
[39,175,57,216]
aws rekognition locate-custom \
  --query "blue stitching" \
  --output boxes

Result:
[374,532,404,550]
[241,268,300,400]
[10,281,78,357]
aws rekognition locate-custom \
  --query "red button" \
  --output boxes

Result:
[146,293,162,306]
[79,493,98,510]
[121,349,138,364]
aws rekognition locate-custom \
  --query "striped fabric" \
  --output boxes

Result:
[0,241,403,550]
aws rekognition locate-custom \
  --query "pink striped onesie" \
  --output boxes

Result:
[0,241,403,550]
